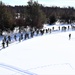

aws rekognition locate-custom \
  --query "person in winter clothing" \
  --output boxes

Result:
[14,34,17,41]
[2,40,5,48]
[69,33,71,40]
[6,40,9,47]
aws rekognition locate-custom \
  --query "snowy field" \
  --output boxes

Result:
[0,24,75,75]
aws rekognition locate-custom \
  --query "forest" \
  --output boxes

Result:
[0,0,75,35]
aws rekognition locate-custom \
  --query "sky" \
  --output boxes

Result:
[1,0,75,8]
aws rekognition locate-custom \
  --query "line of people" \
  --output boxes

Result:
[1,26,72,49]
[1,28,52,49]
[1,25,73,49]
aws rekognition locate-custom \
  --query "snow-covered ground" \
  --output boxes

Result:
[0,24,75,75]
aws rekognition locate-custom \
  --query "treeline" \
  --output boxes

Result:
[0,0,46,35]
[0,0,75,35]
[10,5,75,24]
[10,5,75,23]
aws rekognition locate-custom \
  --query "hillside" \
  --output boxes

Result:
[0,26,75,75]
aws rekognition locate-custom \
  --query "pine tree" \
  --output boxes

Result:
[25,0,46,29]
[0,1,14,32]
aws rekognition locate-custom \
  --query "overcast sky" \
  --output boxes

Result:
[1,0,75,7]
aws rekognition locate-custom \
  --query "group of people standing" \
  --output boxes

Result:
[1,26,72,49]
[1,28,52,49]
[2,36,10,48]
[2,34,18,48]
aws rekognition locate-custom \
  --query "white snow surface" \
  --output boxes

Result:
[0,25,75,75]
